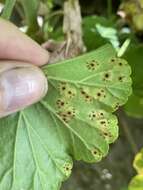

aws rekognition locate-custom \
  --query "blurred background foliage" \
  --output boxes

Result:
[129,149,143,190]
[1,0,143,190]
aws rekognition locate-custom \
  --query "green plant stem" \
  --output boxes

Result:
[1,0,16,19]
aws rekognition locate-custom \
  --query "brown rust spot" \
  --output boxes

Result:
[86,60,99,71]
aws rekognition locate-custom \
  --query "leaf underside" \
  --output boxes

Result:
[0,44,132,190]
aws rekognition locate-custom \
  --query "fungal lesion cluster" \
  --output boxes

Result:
[88,110,110,129]
[118,76,125,82]
[63,162,72,176]
[109,57,126,66]
[113,102,120,110]
[88,111,108,128]
[95,110,105,119]
[99,119,108,127]
[88,111,97,121]
[59,82,76,99]
[102,130,113,141]
[86,59,100,71]
[94,88,106,100]
[101,129,113,143]
[91,147,103,159]
[103,72,112,82]
[88,110,104,121]
[103,72,126,84]
[80,87,107,105]
[98,118,114,142]
[88,109,114,142]
[56,99,67,109]
[55,82,78,123]
[80,88,93,103]
[108,57,128,82]
[58,107,76,123]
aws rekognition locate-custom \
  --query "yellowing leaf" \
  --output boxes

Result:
[129,149,143,190]
[129,175,143,190]
[134,149,143,174]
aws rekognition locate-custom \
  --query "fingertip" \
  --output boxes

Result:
[0,18,50,66]
[32,47,50,66]
[0,62,48,117]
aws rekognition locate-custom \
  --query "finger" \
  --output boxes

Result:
[0,18,49,66]
[0,61,48,118]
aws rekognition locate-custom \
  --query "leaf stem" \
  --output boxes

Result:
[117,39,131,57]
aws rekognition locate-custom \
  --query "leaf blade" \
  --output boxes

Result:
[42,44,131,162]
[0,105,72,190]
[0,44,132,189]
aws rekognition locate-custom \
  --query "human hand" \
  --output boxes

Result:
[0,19,49,118]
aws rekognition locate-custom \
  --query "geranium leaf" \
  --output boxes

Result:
[42,44,132,163]
[0,105,72,190]
[0,44,132,190]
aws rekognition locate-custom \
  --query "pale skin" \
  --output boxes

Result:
[0,19,50,118]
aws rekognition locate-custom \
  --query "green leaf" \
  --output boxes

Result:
[124,94,143,118]
[20,0,39,34]
[82,16,116,50]
[0,106,72,190]
[124,45,143,118]
[95,24,119,51]
[124,45,143,97]
[0,44,132,189]
[1,0,16,19]
[42,44,131,162]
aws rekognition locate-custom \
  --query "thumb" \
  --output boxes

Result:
[0,62,48,118]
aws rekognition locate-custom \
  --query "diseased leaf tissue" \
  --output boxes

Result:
[0,44,132,190]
